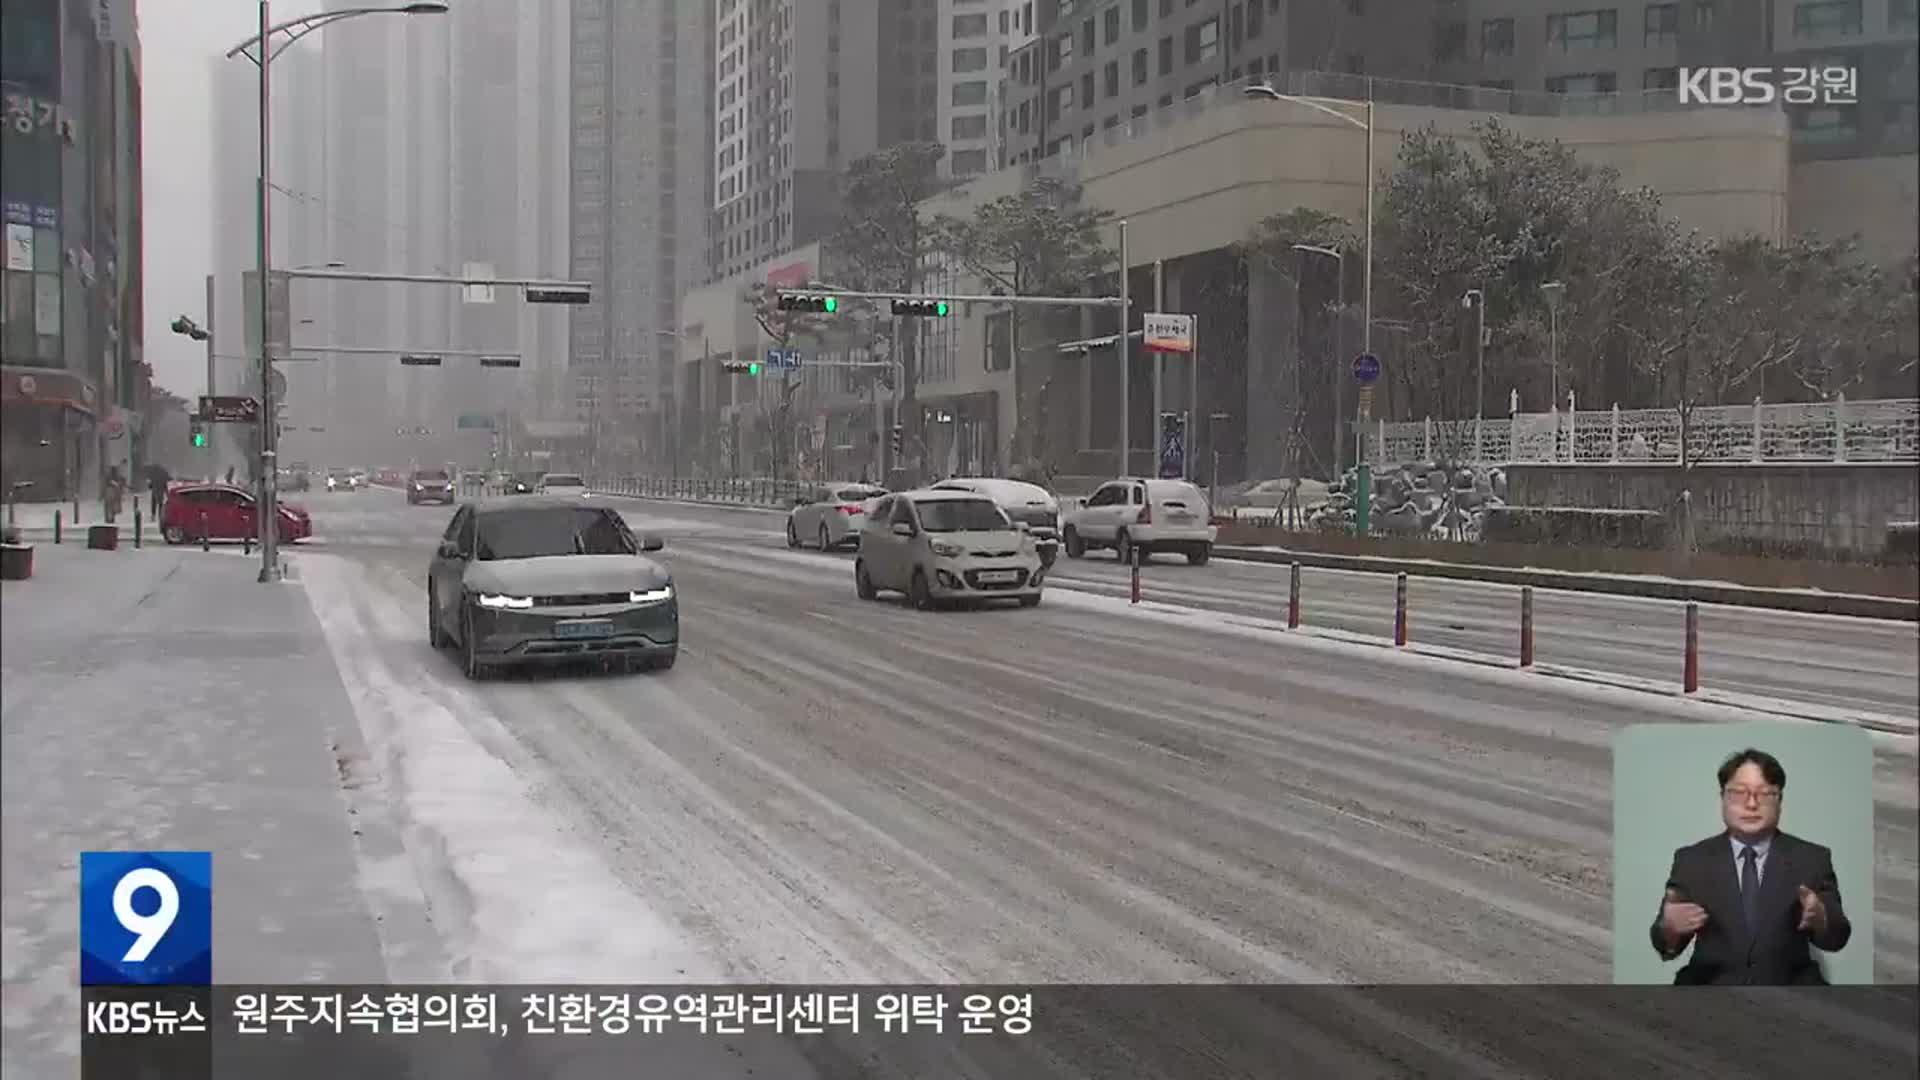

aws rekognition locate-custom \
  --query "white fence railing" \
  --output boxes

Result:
[1372,396,1920,468]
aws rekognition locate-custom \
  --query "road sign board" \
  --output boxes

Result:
[199,395,260,423]
[1358,384,1376,421]
[1143,313,1195,353]
[1352,352,1381,385]
[478,355,521,368]
[765,347,801,370]
[457,413,496,430]
[241,270,292,357]
[399,354,443,366]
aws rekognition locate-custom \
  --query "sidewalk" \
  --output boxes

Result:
[0,543,444,1074]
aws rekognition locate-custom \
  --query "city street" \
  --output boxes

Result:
[292,486,1919,988]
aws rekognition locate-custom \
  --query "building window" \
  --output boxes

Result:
[951,148,989,175]
[1644,3,1679,46]
[952,80,988,106]
[1051,33,1072,70]
[1436,21,1467,61]
[1547,71,1618,94]
[1104,60,1120,97]
[1893,0,1918,32]
[952,47,989,72]
[1692,1,1717,30]
[1793,1,1862,38]
[952,13,988,37]
[1482,18,1515,56]
[951,114,988,139]
[1794,105,1857,141]
[1133,47,1149,84]
[1547,10,1618,50]
[1643,66,1679,91]
[1186,17,1220,64]
[1133,0,1149,32]
[1105,5,1121,44]
[1081,72,1095,107]
[1159,36,1173,74]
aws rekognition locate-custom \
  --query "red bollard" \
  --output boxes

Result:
[1683,601,1700,693]
[1129,547,1142,605]
[1287,562,1301,629]
[200,512,211,552]
[1519,585,1535,668]
[1393,572,1409,646]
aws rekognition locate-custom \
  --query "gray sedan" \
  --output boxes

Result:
[426,496,678,679]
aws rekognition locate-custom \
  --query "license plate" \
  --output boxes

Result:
[555,619,614,639]
[1167,511,1193,523]
[977,570,1019,584]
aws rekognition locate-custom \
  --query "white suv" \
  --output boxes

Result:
[1062,477,1217,564]
[854,489,1045,609]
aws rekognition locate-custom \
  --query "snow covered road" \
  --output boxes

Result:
[294,489,1919,986]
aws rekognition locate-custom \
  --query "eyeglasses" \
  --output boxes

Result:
[1723,786,1782,804]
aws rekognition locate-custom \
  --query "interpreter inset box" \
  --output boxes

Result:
[1612,722,1873,984]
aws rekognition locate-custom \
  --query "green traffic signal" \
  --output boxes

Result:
[936,301,949,317]
[193,432,207,447]
[823,297,837,313]
[748,362,762,376]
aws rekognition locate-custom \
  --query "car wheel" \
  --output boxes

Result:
[854,559,878,600]
[1063,527,1085,559]
[427,584,448,648]
[1019,592,1042,608]
[908,569,935,611]
[460,605,490,681]
[1187,543,1211,566]
[786,518,801,548]
[162,525,185,545]
[818,523,833,551]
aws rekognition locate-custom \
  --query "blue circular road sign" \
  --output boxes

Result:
[1352,352,1381,385]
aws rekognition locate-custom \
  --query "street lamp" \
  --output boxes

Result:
[1540,280,1565,435]
[1246,82,1375,357]
[225,1,448,584]
[1290,243,1345,479]
[1462,288,1487,463]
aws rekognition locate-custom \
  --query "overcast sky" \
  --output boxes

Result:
[139,0,321,398]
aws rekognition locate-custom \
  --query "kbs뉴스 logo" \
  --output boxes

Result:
[80,851,213,985]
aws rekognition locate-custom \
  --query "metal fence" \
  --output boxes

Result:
[1371,396,1920,468]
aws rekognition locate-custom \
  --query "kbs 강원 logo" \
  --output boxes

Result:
[79,852,212,985]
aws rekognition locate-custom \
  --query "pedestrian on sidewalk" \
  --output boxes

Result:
[146,462,171,517]
[103,465,125,523]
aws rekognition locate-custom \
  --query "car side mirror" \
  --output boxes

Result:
[641,535,664,552]
[891,522,915,538]
[437,540,461,559]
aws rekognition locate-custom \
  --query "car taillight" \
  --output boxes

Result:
[1137,504,1152,525]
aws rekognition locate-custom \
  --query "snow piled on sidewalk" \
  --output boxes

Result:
[299,553,718,983]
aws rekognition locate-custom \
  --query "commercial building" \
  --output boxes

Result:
[0,0,144,501]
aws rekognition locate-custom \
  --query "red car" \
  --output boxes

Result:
[160,483,312,545]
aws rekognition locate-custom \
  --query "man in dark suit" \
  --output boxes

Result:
[1650,747,1852,984]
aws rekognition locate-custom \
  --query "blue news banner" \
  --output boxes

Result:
[79,852,1920,1079]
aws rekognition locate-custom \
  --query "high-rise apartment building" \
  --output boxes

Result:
[569,0,714,468]
[941,0,1029,179]
[707,0,941,283]
[1435,0,1916,160]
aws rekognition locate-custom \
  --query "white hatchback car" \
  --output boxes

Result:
[787,481,888,551]
[1062,477,1217,564]
[854,489,1045,609]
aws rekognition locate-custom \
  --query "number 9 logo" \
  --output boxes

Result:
[113,867,180,962]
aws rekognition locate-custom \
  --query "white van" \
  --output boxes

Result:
[929,477,1062,567]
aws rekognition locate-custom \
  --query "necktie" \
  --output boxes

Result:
[1740,846,1761,930]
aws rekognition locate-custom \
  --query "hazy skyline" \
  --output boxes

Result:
[139,0,323,399]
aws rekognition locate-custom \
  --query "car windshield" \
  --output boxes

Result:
[835,486,884,502]
[415,470,449,482]
[475,507,635,560]
[915,498,1008,532]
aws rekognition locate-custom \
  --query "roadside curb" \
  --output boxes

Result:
[593,491,1917,621]
[1205,546,1919,621]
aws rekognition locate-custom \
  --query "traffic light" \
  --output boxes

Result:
[720,360,762,376]
[776,291,837,314]
[190,419,207,448]
[170,315,210,342]
[891,298,950,318]
[890,425,903,455]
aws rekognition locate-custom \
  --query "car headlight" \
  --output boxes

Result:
[629,585,674,604]
[476,593,534,610]
[929,540,964,558]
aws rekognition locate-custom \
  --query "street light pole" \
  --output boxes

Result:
[1541,280,1565,459]
[255,0,279,583]
[1118,219,1130,478]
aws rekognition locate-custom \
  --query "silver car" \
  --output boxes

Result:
[426,497,677,679]
[786,482,888,551]
[853,489,1045,609]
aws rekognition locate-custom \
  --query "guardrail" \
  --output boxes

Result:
[589,476,809,509]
